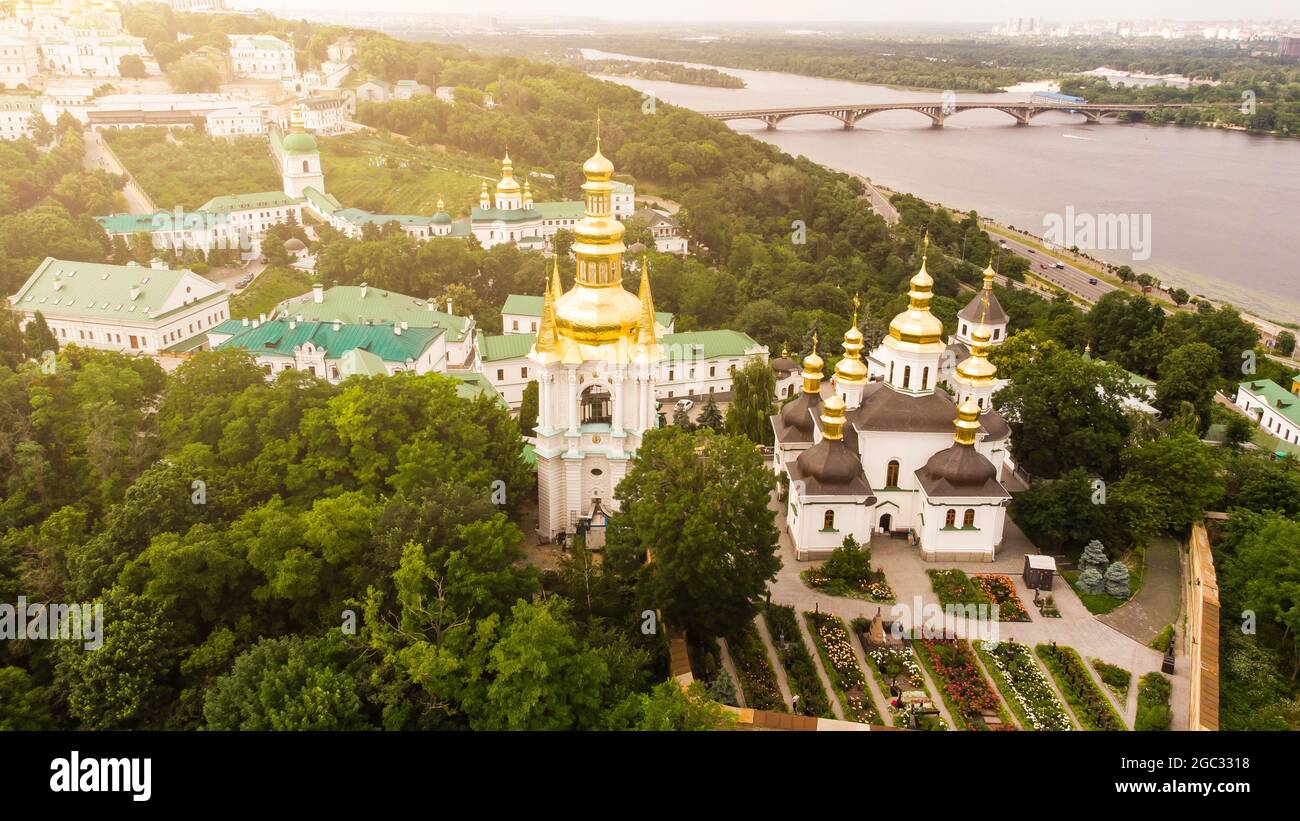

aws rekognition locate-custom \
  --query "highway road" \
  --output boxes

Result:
[992,233,1118,304]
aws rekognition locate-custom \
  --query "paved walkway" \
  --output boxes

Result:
[765,494,1190,730]
[1099,537,1182,646]
[754,614,794,711]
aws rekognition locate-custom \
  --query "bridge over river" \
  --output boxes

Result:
[700,101,1197,129]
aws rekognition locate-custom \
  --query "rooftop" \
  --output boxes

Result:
[503,292,673,329]
[1239,379,1300,427]
[216,318,441,363]
[277,285,472,343]
[9,257,226,323]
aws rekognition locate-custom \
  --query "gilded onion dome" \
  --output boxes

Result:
[953,396,982,446]
[957,323,998,384]
[553,128,640,350]
[801,333,825,393]
[496,152,521,194]
[888,237,945,347]
[819,394,847,440]
[834,293,868,383]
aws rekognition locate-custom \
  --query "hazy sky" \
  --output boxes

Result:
[244,0,1299,24]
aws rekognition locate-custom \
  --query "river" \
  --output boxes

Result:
[583,49,1300,323]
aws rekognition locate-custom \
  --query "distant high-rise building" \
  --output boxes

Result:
[1281,36,1300,60]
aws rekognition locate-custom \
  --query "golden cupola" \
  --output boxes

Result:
[957,322,998,385]
[496,152,520,194]
[953,396,982,446]
[888,236,945,348]
[552,126,641,351]
[835,293,868,383]
[819,394,847,440]
[801,333,825,394]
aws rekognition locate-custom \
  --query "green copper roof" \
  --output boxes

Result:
[471,201,584,223]
[282,131,318,154]
[502,293,672,328]
[276,285,471,343]
[1239,379,1300,427]
[662,330,763,360]
[303,187,342,215]
[451,371,504,404]
[198,192,301,213]
[216,318,441,363]
[96,210,230,235]
[10,257,226,322]
[338,347,388,377]
[0,95,40,112]
[478,331,536,362]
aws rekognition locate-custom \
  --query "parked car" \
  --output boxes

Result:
[674,399,694,412]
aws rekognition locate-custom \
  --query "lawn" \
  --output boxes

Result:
[104,128,281,210]
[1061,547,1147,616]
[229,267,313,320]
[318,133,517,218]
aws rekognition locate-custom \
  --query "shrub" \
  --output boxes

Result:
[1079,539,1109,574]
[1090,658,1132,702]
[822,535,872,582]
[1075,567,1105,595]
[1035,644,1125,731]
[764,605,833,718]
[1149,625,1175,655]
[1135,672,1172,731]
[1103,561,1131,598]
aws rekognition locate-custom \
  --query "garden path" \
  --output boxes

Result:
[1099,536,1182,646]
[795,609,845,721]
[754,613,794,711]
[847,632,893,726]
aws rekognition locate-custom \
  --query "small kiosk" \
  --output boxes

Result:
[1023,554,1057,591]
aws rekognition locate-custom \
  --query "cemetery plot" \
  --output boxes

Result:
[804,611,881,725]
[912,638,1014,730]
[726,622,786,712]
[975,640,1073,730]
[1036,644,1126,730]
[763,605,834,719]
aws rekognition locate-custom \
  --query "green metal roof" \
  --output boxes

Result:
[95,210,230,235]
[0,95,40,112]
[1239,379,1300,427]
[502,292,672,328]
[451,371,504,404]
[662,330,762,360]
[478,331,536,362]
[472,201,584,223]
[198,192,301,213]
[10,257,226,322]
[302,187,342,215]
[277,285,471,343]
[217,318,441,363]
[338,347,388,377]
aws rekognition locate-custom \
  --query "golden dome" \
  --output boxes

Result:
[800,333,825,394]
[496,152,520,194]
[835,293,868,383]
[957,324,997,384]
[819,394,847,441]
[553,130,639,350]
[888,243,944,346]
[954,397,982,445]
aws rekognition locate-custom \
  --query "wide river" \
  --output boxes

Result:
[584,49,1300,322]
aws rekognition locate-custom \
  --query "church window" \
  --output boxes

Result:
[302,160,309,173]
[902,366,911,389]
[978,397,984,409]
[921,367,929,390]
[521,367,528,379]
[822,510,835,531]
[993,328,1001,340]
[580,384,612,425]
[944,509,956,528]
[961,323,968,335]
[496,369,503,381]
[885,460,900,488]
[963,509,976,528]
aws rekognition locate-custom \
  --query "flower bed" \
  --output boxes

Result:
[763,605,833,718]
[973,574,1031,622]
[975,640,1073,730]
[926,569,992,607]
[1135,672,1172,731]
[726,623,785,712]
[801,568,895,603]
[911,638,1010,730]
[804,611,881,724]
[1090,658,1132,703]
[856,636,945,729]
[1035,644,1125,731]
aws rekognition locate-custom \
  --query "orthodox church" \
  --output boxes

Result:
[528,134,662,540]
[774,244,1013,562]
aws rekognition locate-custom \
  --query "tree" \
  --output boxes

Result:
[203,634,369,730]
[1222,514,1300,680]
[1079,539,1109,574]
[55,588,179,729]
[1170,287,1190,306]
[1154,342,1219,432]
[0,667,53,730]
[822,535,872,582]
[22,311,58,360]
[551,229,574,258]
[621,681,735,730]
[1113,432,1224,540]
[118,54,147,79]
[1277,331,1296,357]
[1104,561,1131,598]
[1075,567,1105,595]
[605,427,780,641]
[994,350,1134,479]
[1223,412,1257,453]
[518,379,538,436]
[672,405,694,431]
[696,394,723,432]
[460,597,610,730]
[1116,265,1136,284]
[706,670,739,707]
[166,56,221,93]
[724,359,776,446]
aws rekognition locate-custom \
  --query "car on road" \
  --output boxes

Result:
[999,241,1009,249]
[1088,277,1098,286]
[1052,262,1065,269]
[674,399,694,412]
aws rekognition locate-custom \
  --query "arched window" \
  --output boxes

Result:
[944,509,956,528]
[978,397,984,409]
[921,367,929,390]
[902,366,911,389]
[963,509,976,528]
[885,460,900,488]
[823,510,835,531]
[302,160,309,173]
[580,384,612,425]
